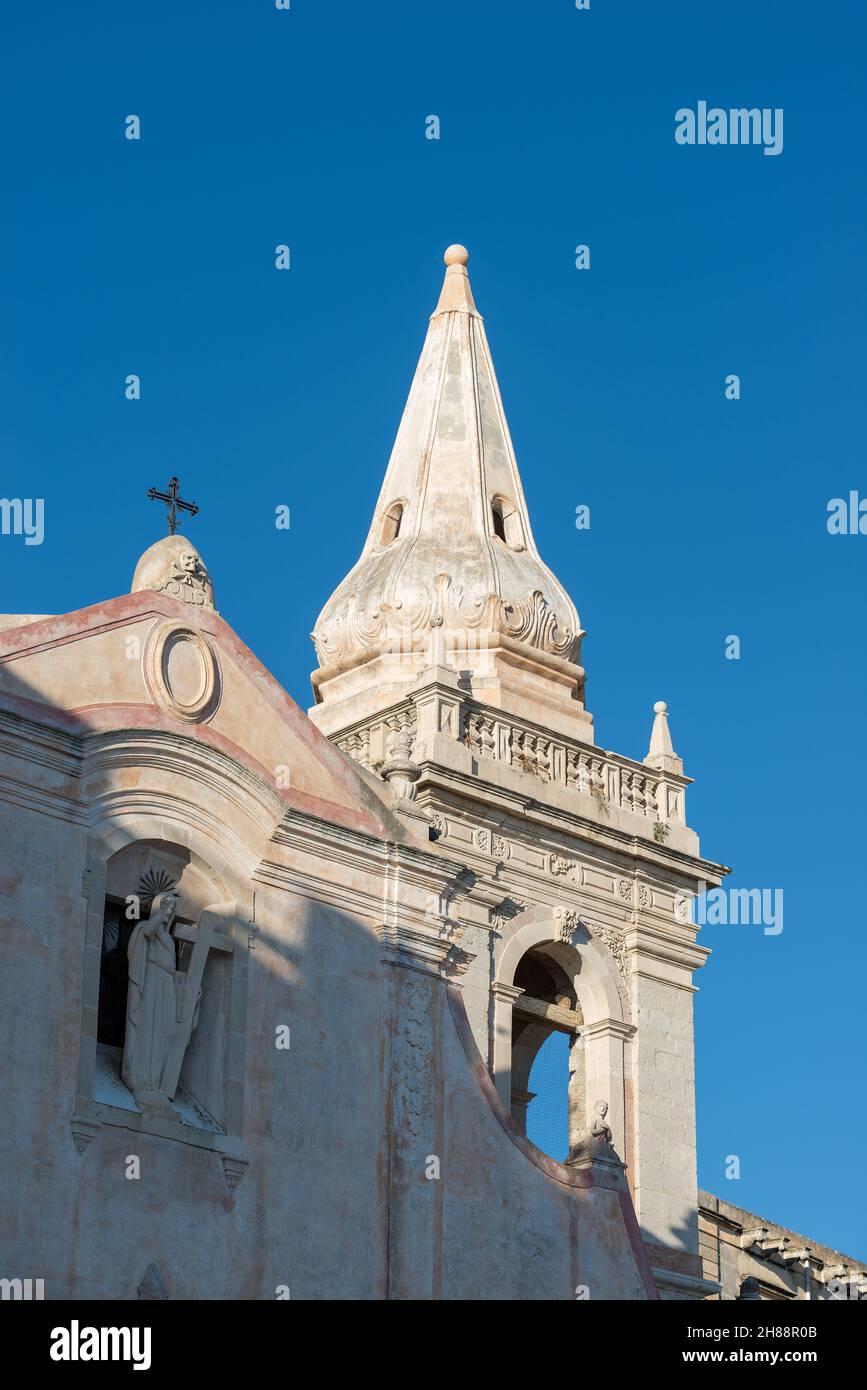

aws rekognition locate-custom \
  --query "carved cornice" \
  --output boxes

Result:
[491,981,525,1004]
[580,1017,637,1042]
[0,707,83,776]
[255,859,384,921]
[0,771,85,825]
[379,840,481,978]
[379,913,477,979]
[627,922,710,976]
[83,732,284,838]
[271,811,473,889]
[412,759,727,884]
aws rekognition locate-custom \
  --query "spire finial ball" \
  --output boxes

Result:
[654,700,668,715]
[443,244,469,267]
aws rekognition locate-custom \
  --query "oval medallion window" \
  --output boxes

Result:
[144,622,221,723]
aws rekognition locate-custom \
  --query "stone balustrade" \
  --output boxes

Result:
[462,707,686,826]
[333,696,688,831]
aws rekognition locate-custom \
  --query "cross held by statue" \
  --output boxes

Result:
[147,476,199,536]
[161,912,234,1100]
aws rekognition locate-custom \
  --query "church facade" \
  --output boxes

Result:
[2,246,848,1301]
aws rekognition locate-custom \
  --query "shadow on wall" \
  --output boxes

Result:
[0,639,659,1301]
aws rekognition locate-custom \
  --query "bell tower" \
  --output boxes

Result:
[309,247,727,1299]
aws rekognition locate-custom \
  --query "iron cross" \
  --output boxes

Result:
[147,476,199,535]
[162,912,235,1100]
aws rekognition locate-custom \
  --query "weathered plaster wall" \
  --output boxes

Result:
[631,976,699,1252]
[0,596,659,1301]
[437,988,654,1300]
[0,768,656,1298]
[0,858,386,1298]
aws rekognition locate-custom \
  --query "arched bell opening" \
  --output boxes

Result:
[510,946,585,1160]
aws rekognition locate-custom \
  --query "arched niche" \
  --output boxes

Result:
[76,812,252,1144]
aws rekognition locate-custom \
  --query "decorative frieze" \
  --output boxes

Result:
[618,879,651,911]
[553,907,630,982]
[475,828,509,860]
[549,853,577,878]
[592,923,630,982]
[554,907,581,943]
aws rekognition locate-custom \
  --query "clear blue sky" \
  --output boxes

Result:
[3,2,865,1258]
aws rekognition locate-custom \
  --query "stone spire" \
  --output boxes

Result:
[310,246,593,744]
[644,700,683,775]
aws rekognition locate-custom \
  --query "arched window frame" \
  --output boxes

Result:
[491,913,634,1162]
[508,947,583,1154]
[379,500,405,547]
[490,495,526,551]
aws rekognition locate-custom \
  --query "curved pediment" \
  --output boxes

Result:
[0,590,413,845]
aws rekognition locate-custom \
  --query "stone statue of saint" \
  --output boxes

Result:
[565,1098,620,1170]
[122,892,199,1114]
[590,1099,613,1144]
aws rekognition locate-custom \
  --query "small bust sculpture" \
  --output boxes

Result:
[590,1099,613,1144]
